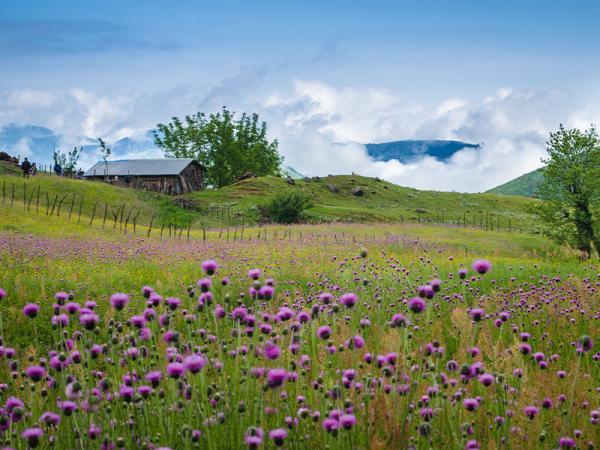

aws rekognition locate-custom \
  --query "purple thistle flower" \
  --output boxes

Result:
[463,398,478,411]
[166,362,185,379]
[23,303,40,318]
[459,268,468,279]
[524,405,539,419]
[25,366,46,382]
[248,268,261,280]
[478,373,494,387]
[40,411,60,427]
[201,259,218,275]
[244,427,264,449]
[197,278,212,292]
[119,385,134,402]
[262,342,281,360]
[184,354,208,374]
[145,371,162,387]
[391,313,408,328]
[340,293,357,308]
[418,285,435,299]
[59,400,78,416]
[80,312,99,330]
[110,293,129,311]
[472,259,492,274]
[269,428,288,446]
[317,326,332,339]
[54,291,69,305]
[266,368,287,388]
[470,308,485,322]
[339,414,356,429]
[408,297,426,313]
[21,428,44,448]
[141,286,154,298]
[558,437,576,448]
[0,288,6,300]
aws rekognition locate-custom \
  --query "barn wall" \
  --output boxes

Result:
[85,163,204,195]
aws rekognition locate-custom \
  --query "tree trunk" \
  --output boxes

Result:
[574,201,595,258]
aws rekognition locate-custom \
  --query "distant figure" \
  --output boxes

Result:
[54,163,62,176]
[21,158,32,178]
[77,168,84,178]
[30,162,37,176]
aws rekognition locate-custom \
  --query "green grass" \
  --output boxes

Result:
[486,168,545,197]
[1,172,540,233]
[186,175,538,230]
[0,161,21,176]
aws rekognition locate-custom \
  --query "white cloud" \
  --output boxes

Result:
[1,79,599,192]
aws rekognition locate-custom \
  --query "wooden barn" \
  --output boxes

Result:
[84,159,205,194]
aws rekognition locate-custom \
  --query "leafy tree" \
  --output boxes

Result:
[532,125,600,257]
[153,107,283,188]
[98,138,112,179]
[263,191,312,224]
[53,147,83,177]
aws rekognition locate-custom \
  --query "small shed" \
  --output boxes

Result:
[84,158,205,194]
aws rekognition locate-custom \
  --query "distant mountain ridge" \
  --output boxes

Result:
[486,168,545,197]
[0,123,160,167]
[365,140,480,163]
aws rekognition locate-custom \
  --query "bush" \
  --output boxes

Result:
[263,191,312,224]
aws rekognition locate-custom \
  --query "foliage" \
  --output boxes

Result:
[532,125,600,256]
[263,190,312,223]
[53,147,83,177]
[97,137,112,178]
[153,107,283,188]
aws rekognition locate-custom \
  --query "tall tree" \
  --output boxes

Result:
[533,125,600,257]
[153,107,282,188]
[98,138,112,179]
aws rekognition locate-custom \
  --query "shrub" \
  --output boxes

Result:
[263,191,312,224]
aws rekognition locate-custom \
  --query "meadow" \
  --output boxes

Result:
[0,211,598,449]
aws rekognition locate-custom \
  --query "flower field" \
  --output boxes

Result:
[0,225,598,449]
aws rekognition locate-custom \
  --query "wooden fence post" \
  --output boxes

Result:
[147,216,155,238]
[56,195,67,217]
[10,183,15,208]
[77,196,84,224]
[102,203,108,228]
[49,194,59,217]
[1,180,5,205]
[89,198,98,225]
[23,182,26,210]
[68,193,76,220]
[35,187,40,214]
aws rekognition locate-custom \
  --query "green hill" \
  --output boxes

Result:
[0,171,538,232]
[185,174,537,230]
[486,168,545,197]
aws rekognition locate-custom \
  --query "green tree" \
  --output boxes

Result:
[98,138,112,179]
[532,125,600,257]
[53,147,83,177]
[153,107,283,188]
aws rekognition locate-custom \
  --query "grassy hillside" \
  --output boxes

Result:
[0,172,195,227]
[0,161,20,176]
[486,168,545,197]
[1,171,539,231]
[186,174,537,230]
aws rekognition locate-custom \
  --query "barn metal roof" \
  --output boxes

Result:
[84,159,199,177]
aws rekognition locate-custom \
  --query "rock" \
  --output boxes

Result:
[286,177,295,185]
[237,172,256,182]
[312,176,321,182]
[352,187,364,197]
[327,183,339,193]
[415,208,428,214]
[304,177,311,182]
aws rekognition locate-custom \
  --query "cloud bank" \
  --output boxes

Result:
[1,78,598,192]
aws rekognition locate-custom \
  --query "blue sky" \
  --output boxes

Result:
[1,0,600,191]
